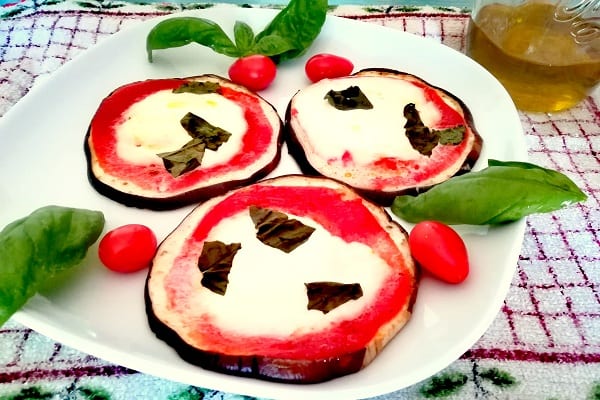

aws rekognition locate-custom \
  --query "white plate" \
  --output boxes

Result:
[0,7,527,400]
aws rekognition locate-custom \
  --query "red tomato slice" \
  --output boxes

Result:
[408,221,469,284]
[98,224,157,273]
[305,53,354,82]
[228,55,277,92]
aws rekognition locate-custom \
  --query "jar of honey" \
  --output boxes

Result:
[466,0,600,113]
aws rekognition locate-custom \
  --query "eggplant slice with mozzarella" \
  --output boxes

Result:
[145,174,418,383]
[85,74,283,210]
[285,68,483,206]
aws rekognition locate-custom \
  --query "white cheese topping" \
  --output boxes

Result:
[187,210,389,337]
[115,90,247,166]
[292,76,442,165]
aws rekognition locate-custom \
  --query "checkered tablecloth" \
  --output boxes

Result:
[1,2,599,399]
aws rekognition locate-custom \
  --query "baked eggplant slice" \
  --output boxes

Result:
[285,68,483,206]
[85,75,283,210]
[145,174,418,383]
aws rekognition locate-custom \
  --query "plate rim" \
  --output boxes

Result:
[3,7,527,399]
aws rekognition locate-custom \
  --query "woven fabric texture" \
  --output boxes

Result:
[1,2,599,399]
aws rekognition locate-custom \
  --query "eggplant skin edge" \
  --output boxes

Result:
[143,174,420,384]
[83,130,283,211]
[83,75,284,211]
[284,67,484,207]
[144,281,366,384]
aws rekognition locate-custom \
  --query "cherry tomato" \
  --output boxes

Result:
[408,221,469,284]
[228,54,277,92]
[305,53,354,82]
[98,224,157,273]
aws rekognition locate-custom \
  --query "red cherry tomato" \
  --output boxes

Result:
[408,221,469,284]
[305,53,354,82]
[228,54,277,92]
[98,224,157,273]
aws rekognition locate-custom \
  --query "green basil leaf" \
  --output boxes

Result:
[146,16,241,62]
[146,0,327,64]
[0,206,105,326]
[487,159,542,169]
[198,241,241,296]
[233,20,255,55]
[391,160,587,225]
[305,282,363,314]
[325,86,374,111]
[252,34,296,57]
[249,205,315,253]
[486,159,586,194]
[254,0,328,62]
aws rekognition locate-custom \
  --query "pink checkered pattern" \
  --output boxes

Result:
[1,4,599,399]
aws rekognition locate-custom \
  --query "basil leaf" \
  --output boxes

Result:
[253,34,296,57]
[198,241,241,296]
[233,21,255,55]
[147,16,241,62]
[249,205,315,253]
[436,126,465,145]
[487,159,543,169]
[305,282,363,314]
[403,103,465,156]
[173,81,220,95]
[325,86,374,111]
[404,103,437,156]
[146,0,327,64]
[157,138,206,178]
[180,112,232,149]
[391,160,587,225]
[254,0,328,62]
[0,206,105,326]
[158,113,232,177]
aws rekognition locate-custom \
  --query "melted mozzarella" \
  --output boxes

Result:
[188,211,390,336]
[115,90,247,166]
[293,76,442,165]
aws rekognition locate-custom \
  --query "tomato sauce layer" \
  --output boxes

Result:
[89,79,275,192]
[163,183,414,359]
[368,81,471,189]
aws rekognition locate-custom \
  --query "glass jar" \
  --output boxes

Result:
[466,0,600,113]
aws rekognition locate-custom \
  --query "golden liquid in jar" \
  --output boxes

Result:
[466,2,600,113]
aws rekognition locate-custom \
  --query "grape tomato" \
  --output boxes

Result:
[305,53,354,82]
[98,224,157,273]
[408,221,469,284]
[228,55,277,92]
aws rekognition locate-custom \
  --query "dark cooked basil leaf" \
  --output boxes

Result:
[198,241,241,295]
[403,103,465,156]
[305,282,363,314]
[158,112,231,177]
[403,103,438,156]
[180,112,231,150]
[249,205,315,253]
[157,138,206,178]
[172,81,220,94]
[325,86,374,110]
[437,126,465,145]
